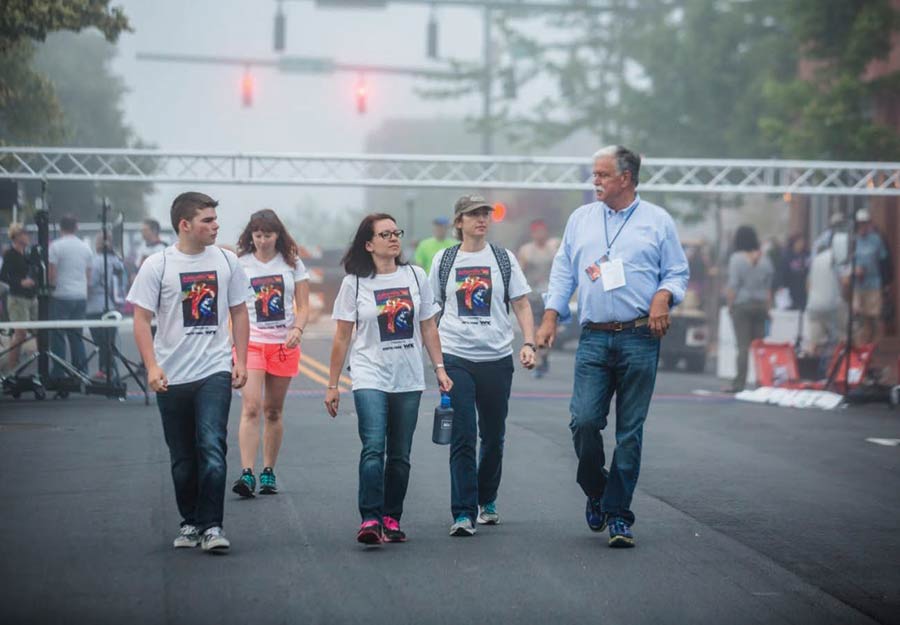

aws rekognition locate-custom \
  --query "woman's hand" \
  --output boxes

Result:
[436,368,453,393]
[519,344,536,369]
[324,388,340,418]
[285,327,303,349]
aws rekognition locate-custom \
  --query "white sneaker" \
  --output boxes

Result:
[477,502,500,525]
[201,526,230,553]
[449,516,476,537]
[173,524,201,548]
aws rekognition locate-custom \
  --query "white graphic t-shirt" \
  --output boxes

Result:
[332,265,438,393]
[429,245,531,362]
[126,245,251,385]
[239,253,309,344]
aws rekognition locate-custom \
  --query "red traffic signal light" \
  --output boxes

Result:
[356,79,367,114]
[492,202,507,222]
[241,69,254,107]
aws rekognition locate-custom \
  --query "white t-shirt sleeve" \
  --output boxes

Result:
[331,275,358,322]
[415,266,439,321]
[428,249,444,306]
[226,252,251,307]
[126,254,162,313]
[48,242,59,266]
[506,249,532,299]
[293,257,310,282]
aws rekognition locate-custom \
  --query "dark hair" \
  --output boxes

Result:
[236,209,300,269]
[341,213,407,278]
[170,192,218,233]
[142,218,161,235]
[59,215,78,232]
[733,225,760,253]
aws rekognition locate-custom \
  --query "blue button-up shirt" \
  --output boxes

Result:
[545,195,690,325]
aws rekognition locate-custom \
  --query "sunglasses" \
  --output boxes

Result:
[374,229,405,240]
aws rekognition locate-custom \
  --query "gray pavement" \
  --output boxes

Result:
[1,336,899,625]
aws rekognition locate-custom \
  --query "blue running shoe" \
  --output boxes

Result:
[259,467,277,495]
[232,468,256,498]
[585,497,606,532]
[608,517,635,548]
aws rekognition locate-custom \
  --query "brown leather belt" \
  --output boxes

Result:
[583,317,649,332]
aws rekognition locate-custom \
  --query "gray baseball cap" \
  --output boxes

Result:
[454,194,493,216]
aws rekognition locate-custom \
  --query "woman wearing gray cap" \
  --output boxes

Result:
[429,195,537,537]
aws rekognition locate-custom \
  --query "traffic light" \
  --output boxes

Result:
[492,202,507,222]
[274,4,286,52]
[427,15,438,59]
[356,77,368,114]
[241,69,254,107]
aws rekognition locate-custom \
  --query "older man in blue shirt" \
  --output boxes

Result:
[536,145,689,548]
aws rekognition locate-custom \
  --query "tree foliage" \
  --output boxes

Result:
[422,0,900,161]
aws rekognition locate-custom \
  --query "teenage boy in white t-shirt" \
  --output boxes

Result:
[127,192,250,554]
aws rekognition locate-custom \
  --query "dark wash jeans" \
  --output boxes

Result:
[444,353,514,522]
[50,297,87,376]
[156,371,232,532]
[569,325,660,526]
[353,389,422,523]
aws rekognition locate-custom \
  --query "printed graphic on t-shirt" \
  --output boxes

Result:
[455,267,492,317]
[252,274,286,324]
[375,287,415,342]
[180,271,218,329]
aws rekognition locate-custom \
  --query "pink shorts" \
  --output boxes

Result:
[239,341,300,377]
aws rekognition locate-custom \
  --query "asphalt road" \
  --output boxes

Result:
[1,331,898,625]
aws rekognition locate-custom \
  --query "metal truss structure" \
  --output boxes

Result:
[1,147,899,196]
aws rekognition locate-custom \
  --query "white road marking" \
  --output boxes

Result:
[865,438,900,447]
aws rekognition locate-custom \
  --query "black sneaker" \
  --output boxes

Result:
[585,497,606,532]
[232,468,256,498]
[259,467,277,495]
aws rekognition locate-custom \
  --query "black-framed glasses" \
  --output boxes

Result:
[375,229,405,240]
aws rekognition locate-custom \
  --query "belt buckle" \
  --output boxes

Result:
[611,321,625,332]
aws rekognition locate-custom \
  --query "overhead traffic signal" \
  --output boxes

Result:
[274,4,286,52]
[492,202,507,222]
[356,77,368,114]
[241,69,255,107]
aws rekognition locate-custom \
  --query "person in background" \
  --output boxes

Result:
[137,218,168,268]
[517,218,560,378]
[780,233,810,311]
[725,225,774,393]
[414,216,457,274]
[86,231,127,380]
[48,215,93,377]
[850,209,888,344]
[805,239,844,357]
[1,223,37,370]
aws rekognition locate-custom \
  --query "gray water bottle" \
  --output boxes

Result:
[432,393,453,445]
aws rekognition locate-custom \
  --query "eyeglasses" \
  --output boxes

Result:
[374,229,405,240]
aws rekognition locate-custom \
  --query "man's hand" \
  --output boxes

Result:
[519,345,536,369]
[231,362,248,389]
[147,365,168,392]
[325,388,340,418]
[21,277,35,289]
[649,290,672,338]
[536,313,558,349]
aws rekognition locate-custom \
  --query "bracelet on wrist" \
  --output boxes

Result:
[327,385,338,390]
[434,364,445,372]
[292,326,304,333]
[523,342,536,351]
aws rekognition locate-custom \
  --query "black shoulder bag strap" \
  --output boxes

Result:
[489,242,512,314]
[437,243,462,315]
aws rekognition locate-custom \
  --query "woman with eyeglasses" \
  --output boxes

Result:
[231,209,310,498]
[326,213,452,545]
[428,195,536,537]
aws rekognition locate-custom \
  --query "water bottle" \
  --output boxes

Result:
[432,393,453,445]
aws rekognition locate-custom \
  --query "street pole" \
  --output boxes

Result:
[481,4,493,155]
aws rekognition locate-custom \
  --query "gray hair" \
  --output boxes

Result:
[592,145,641,187]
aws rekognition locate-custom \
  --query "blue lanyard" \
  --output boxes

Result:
[602,200,639,257]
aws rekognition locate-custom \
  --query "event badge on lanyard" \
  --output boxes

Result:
[586,202,637,291]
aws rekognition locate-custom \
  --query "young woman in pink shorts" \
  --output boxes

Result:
[232,209,310,497]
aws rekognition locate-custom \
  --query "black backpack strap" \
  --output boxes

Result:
[156,249,167,312]
[355,274,360,328]
[489,243,512,314]
[437,243,461,315]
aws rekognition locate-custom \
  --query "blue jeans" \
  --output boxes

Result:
[569,325,660,526]
[155,371,232,532]
[444,353,514,522]
[353,389,422,523]
[50,298,87,376]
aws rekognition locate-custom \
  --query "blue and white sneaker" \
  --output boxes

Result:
[477,502,500,525]
[450,516,476,537]
[585,497,606,532]
[607,517,635,548]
